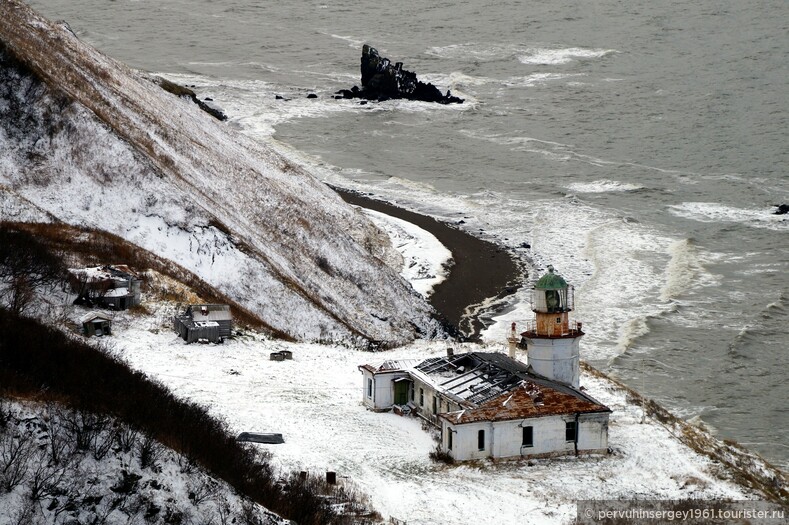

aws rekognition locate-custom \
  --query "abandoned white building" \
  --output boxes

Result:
[359,267,610,461]
[173,304,233,343]
[68,265,142,310]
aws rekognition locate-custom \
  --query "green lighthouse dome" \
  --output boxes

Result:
[535,265,567,290]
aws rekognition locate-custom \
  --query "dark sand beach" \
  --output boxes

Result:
[334,188,523,338]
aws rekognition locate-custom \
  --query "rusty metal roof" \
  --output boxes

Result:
[438,380,609,425]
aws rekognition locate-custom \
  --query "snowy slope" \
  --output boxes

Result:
[0,399,286,525]
[0,0,440,345]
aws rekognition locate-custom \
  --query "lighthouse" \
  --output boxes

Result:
[522,265,583,388]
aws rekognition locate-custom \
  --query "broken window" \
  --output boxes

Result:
[565,421,576,442]
[432,397,437,414]
[420,388,424,406]
[367,378,372,398]
[478,429,485,451]
[448,429,453,450]
[522,426,533,447]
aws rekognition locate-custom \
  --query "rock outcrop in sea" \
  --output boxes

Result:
[336,45,463,104]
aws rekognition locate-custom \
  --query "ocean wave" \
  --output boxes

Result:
[518,47,618,65]
[660,238,719,301]
[668,202,789,231]
[728,292,788,353]
[686,415,718,435]
[614,317,651,354]
[565,180,645,193]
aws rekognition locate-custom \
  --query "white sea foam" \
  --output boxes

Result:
[504,72,584,87]
[668,202,789,231]
[518,47,617,65]
[329,34,366,48]
[446,71,494,87]
[425,43,520,61]
[565,180,645,193]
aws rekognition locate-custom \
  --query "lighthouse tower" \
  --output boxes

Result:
[522,266,583,388]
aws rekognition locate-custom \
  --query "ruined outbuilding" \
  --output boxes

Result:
[173,304,233,343]
[68,265,142,310]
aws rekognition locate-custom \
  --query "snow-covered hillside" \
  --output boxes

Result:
[0,400,286,525]
[0,0,440,346]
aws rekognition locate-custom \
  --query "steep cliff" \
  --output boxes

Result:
[0,0,441,345]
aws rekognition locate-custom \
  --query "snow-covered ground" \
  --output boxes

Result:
[362,209,452,297]
[108,320,756,525]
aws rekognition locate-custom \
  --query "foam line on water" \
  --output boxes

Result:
[565,180,645,193]
[668,202,789,231]
[518,47,618,65]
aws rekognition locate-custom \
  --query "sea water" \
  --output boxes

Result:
[27,0,788,470]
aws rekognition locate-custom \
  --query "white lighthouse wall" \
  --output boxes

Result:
[526,337,581,388]
[442,413,609,461]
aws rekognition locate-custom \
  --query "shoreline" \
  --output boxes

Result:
[332,187,523,338]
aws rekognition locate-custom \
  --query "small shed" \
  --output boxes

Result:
[173,304,233,343]
[80,311,112,337]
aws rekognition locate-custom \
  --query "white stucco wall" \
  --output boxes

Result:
[443,412,609,461]
[361,370,410,410]
[577,412,609,451]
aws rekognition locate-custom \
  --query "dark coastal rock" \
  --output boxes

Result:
[337,44,463,105]
[306,93,318,99]
[772,204,789,215]
[154,77,227,121]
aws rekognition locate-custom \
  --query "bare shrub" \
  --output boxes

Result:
[43,403,75,466]
[214,494,233,525]
[10,500,36,525]
[428,444,455,465]
[0,225,66,314]
[28,446,70,502]
[62,409,114,459]
[116,424,139,453]
[0,424,35,492]
[187,476,219,507]
[138,433,164,471]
